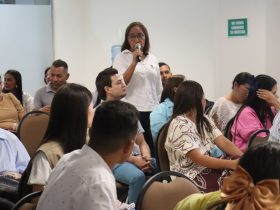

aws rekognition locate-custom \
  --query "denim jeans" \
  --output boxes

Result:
[113,161,146,204]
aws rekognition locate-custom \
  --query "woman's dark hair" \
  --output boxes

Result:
[3,70,23,104]
[172,80,212,139]
[121,21,150,56]
[44,67,51,84]
[208,142,280,210]
[230,74,276,140]
[237,74,277,128]
[232,72,253,89]
[240,141,280,183]
[160,75,185,103]
[41,83,92,153]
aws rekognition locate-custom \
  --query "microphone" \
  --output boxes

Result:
[135,43,142,62]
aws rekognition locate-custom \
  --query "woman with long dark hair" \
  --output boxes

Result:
[21,83,93,195]
[165,80,242,192]
[231,74,280,152]
[3,69,33,113]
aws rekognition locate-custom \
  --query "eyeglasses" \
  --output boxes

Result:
[128,33,145,40]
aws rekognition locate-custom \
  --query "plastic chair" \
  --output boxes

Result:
[155,125,170,171]
[247,128,270,148]
[136,171,200,210]
[224,117,235,141]
[11,191,42,210]
[17,111,49,158]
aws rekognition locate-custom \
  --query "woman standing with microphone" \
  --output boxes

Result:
[113,22,162,157]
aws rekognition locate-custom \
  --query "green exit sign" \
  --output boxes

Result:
[228,18,248,37]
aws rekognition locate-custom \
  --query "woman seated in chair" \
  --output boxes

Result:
[2,70,34,113]
[20,83,93,197]
[165,80,243,193]
[230,74,280,152]
[0,75,25,132]
[174,141,280,210]
[150,74,185,142]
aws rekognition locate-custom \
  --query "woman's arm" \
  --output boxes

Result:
[122,49,143,84]
[123,61,137,84]
[9,93,25,120]
[0,122,13,130]
[31,184,44,203]
[214,135,243,157]
[187,148,239,170]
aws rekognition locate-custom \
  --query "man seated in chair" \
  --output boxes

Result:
[0,128,30,179]
[95,67,156,204]
[37,101,138,210]
[0,128,30,207]
[33,59,69,113]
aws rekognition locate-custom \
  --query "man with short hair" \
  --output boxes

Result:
[95,67,154,204]
[37,101,138,210]
[159,62,172,87]
[33,59,69,113]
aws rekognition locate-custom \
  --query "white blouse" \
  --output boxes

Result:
[209,97,241,132]
[113,50,163,112]
[165,114,222,180]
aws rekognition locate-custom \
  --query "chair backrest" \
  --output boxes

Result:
[247,128,270,148]
[204,99,214,115]
[11,191,42,210]
[17,111,49,158]
[224,117,235,141]
[155,124,170,171]
[136,171,200,210]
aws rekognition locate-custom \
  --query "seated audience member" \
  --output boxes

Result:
[20,83,93,197]
[174,142,280,210]
[150,74,185,141]
[43,67,51,85]
[209,72,253,133]
[0,128,30,179]
[270,111,280,142]
[37,101,139,210]
[231,74,280,152]
[33,59,69,113]
[159,62,172,87]
[3,70,34,113]
[95,67,154,204]
[0,75,25,132]
[165,80,243,193]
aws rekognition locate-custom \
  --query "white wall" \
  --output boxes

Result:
[53,0,220,98]
[0,5,53,95]
[266,0,280,85]
[52,0,280,99]
[213,0,267,99]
